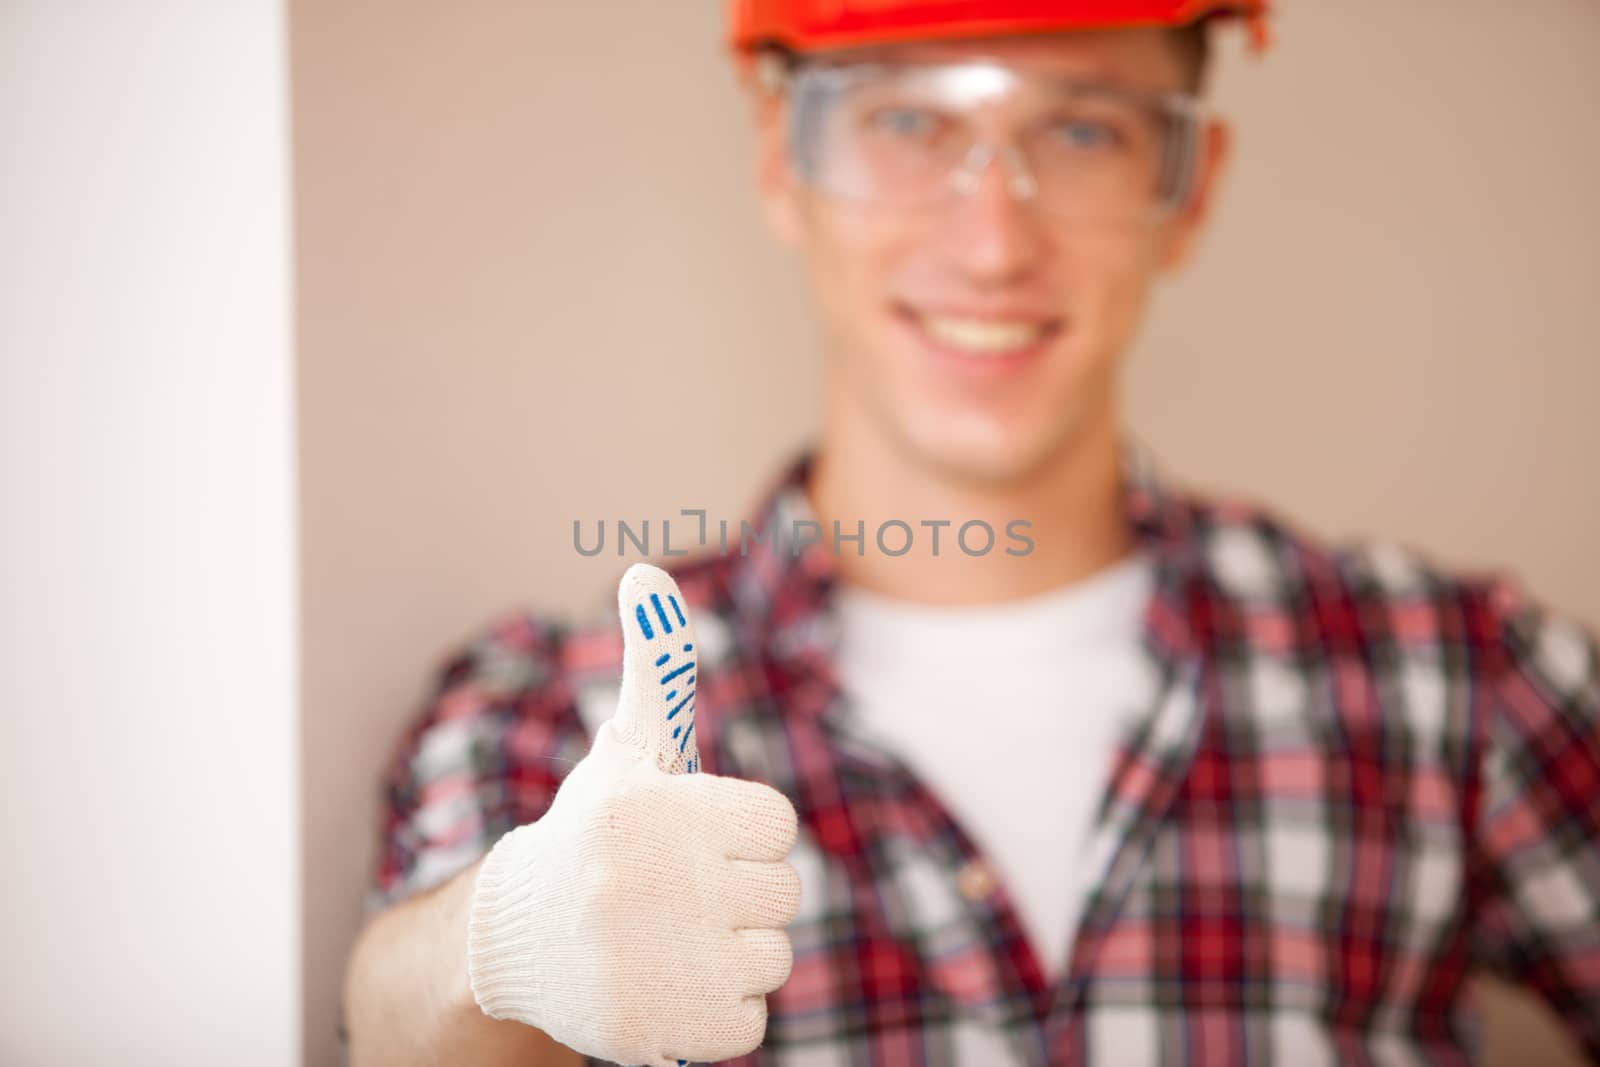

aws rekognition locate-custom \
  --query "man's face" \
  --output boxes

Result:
[752,29,1228,486]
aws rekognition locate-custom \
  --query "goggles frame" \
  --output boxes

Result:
[760,50,1210,226]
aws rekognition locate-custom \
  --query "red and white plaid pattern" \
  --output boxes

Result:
[371,444,1600,1065]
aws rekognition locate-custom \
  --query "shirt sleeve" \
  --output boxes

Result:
[1468,578,1600,1059]
[366,613,595,913]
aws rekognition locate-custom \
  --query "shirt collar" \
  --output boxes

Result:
[728,436,1209,697]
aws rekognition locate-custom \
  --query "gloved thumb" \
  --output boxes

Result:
[610,562,700,775]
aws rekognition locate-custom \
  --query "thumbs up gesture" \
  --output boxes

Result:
[466,564,801,1067]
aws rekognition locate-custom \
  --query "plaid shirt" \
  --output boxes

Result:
[371,445,1600,1066]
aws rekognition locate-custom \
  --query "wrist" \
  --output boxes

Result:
[437,856,489,1021]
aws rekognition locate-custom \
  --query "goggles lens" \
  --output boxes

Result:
[786,60,1204,226]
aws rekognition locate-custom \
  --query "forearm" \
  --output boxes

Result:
[343,859,582,1067]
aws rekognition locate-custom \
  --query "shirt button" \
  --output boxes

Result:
[957,858,998,902]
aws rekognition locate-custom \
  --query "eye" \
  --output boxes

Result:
[1051,120,1119,149]
[867,107,940,139]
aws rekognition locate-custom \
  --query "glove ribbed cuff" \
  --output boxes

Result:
[466,822,571,1023]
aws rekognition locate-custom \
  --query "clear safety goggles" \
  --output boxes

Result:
[769,54,1208,227]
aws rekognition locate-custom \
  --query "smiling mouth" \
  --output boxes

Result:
[895,304,1064,361]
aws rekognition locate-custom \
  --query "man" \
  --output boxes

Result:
[342,2,1600,1064]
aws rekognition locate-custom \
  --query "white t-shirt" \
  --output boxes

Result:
[833,553,1158,979]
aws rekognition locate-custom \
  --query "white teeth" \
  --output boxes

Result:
[919,315,1047,355]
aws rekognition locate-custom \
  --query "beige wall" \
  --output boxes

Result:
[293,2,1599,1065]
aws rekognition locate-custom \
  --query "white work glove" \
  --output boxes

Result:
[466,563,801,1067]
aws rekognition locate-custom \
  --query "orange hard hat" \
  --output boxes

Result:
[728,0,1271,54]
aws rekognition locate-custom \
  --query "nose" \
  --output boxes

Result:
[942,143,1051,286]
